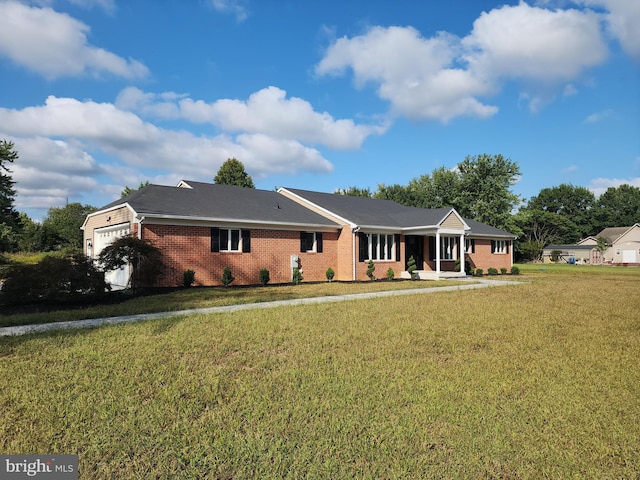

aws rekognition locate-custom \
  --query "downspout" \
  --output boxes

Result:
[137,216,144,240]
[352,226,360,281]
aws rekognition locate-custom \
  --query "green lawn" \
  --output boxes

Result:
[0,279,467,328]
[1,267,638,478]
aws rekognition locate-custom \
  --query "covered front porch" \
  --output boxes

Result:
[400,216,469,280]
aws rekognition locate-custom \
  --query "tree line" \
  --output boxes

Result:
[1,141,639,261]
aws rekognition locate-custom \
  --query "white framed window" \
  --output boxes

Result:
[220,228,241,251]
[465,238,475,254]
[366,233,395,261]
[440,236,457,260]
[492,240,507,254]
[300,232,323,253]
[211,227,250,253]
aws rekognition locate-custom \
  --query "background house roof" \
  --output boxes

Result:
[596,225,637,244]
[97,181,340,228]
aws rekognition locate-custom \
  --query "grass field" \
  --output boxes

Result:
[1,265,638,478]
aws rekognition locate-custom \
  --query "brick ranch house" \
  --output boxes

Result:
[82,181,516,288]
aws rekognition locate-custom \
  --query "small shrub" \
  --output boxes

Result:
[488,267,499,276]
[386,267,395,281]
[474,268,484,277]
[326,267,335,282]
[366,259,376,280]
[511,266,520,275]
[407,255,418,280]
[183,269,196,287]
[500,267,508,275]
[259,268,270,286]
[292,268,303,285]
[221,266,234,287]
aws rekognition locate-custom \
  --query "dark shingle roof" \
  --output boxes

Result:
[283,188,516,237]
[98,181,340,228]
[282,188,452,228]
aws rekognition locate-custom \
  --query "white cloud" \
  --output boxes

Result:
[578,0,640,62]
[583,109,613,123]
[0,96,336,212]
[316,26,497,122]
[0,1,148,79]
[315,3,611,120]
[209,0,248,22]
[588,176,640,197]
[463,3,608,82]
[116,86,388,150]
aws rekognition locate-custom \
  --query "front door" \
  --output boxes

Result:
[405,235,424,270]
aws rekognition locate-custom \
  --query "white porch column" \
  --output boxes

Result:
[459,233,465,273]
[435,232,441,274]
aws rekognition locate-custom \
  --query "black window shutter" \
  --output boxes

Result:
[242,229,251,253]
[506,240,510,254]
[317,233,323,253]
[300,231,305,252]
[429,236,436,261]
[211,227,220,252]
[491,240,496,253]
[472,239,476,253]
[395,234,401,261]
[358,232,368,262]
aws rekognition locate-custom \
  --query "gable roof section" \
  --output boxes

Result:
[89,181,340,229]
[281,187,515,237]
[595,224,640,245]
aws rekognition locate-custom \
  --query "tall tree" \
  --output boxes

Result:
[0,140,20,233]
[455,154,521,231]
[513,209,578,260]
[214,158,255,188]
[41,203,97,251]
[335,186,373,197]
[406,167,462,209]
[592,184,640,231]
[121,180,150,197]
[525,184,595,239]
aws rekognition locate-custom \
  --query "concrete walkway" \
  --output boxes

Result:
[0,279,522,337]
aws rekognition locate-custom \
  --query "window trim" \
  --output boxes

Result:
[211,228,250,253]
[440,236,457,260]
[300,231,323,253]
[492,239,508,254]
[360,233,396,261]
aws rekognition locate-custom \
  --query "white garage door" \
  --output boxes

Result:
[94,223,131,290]
[622,249,636,263]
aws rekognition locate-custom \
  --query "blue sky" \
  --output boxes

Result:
[0,0,638,221]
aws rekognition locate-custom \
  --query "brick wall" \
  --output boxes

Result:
[142,224,340,287]
[467,239,513,272]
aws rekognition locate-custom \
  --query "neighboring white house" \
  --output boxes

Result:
[542,224,640,265]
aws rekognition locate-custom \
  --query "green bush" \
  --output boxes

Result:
[1,254,107,306]
[292,268,303,285]
[386,267,395,281]
[500,267,508,275]
[366,259,376,280]
[325,267,335,282]
[511,266,520,275]
[221,266,235,287]
[474,268,484,277]
[488,267,499,276]
[455,257,473,275]
[183,269,196,287]
[259,268,270,286]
